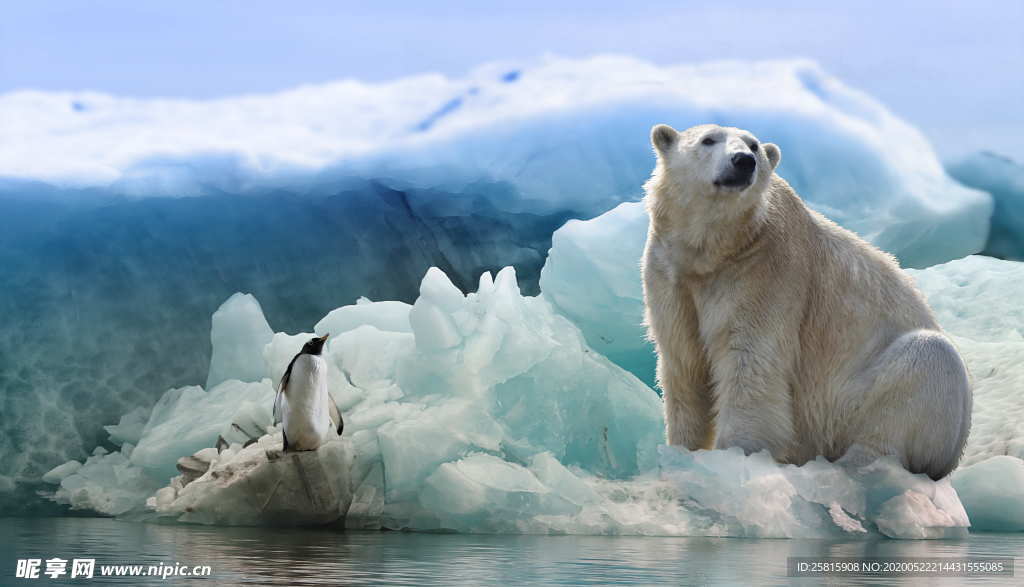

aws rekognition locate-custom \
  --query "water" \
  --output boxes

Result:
[1,518,1021,586]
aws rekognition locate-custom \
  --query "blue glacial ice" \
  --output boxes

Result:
[205,293,275,390]
[43,264,1015,538]
[540,202,656,386]
[947,151,1024,260]
[0,55,998,515]
[951,456,1024,533]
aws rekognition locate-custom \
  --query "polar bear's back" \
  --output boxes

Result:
[766,176,946,458]
[780,176,938,335]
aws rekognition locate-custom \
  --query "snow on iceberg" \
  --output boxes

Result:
[947,151,1024,261]
[43,265,986,538]
[1,56,989,255]
[1,56,991,501]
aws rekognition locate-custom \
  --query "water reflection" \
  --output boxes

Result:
[2,518,1020,585]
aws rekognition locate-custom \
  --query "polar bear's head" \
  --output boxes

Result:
[650,123,781,199]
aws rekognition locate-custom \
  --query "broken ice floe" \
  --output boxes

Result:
[41,263,1004,537]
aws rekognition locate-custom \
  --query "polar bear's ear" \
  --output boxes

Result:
[651,124,678,155]
[763,143,781,170]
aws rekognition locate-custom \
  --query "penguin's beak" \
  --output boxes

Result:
[321,333,330,342]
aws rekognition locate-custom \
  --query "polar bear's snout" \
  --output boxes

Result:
[715,152,756,189]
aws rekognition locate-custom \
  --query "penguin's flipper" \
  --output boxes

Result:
[274,353,299,426]
[272,389,283,426]
[328,396,344,436]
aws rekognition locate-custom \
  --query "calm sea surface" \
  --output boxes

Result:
[1,517,1021,586]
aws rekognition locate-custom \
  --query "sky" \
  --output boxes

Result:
[2,1,1021,159]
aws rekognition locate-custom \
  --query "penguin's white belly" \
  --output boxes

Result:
[281,355,331,450]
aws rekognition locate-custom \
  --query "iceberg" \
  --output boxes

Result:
[947,152,1024,260]
[42,264,994,538]
[1,56,991,238]
[44,266,664,527]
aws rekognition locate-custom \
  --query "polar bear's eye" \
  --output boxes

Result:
[750,142,759,152]
[701,137,716,146]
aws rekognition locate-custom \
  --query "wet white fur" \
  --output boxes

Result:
[642,123,971,479]
[279,354,332,450]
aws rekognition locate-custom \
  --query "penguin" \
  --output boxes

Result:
[272,334,344,451]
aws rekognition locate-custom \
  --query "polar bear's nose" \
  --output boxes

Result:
[731,152,756,174]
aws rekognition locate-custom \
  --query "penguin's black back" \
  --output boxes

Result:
[279,352,301,393]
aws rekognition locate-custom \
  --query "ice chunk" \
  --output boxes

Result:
[951,456,1024,532]
[418,454,579,532]
[540,202,653,385]
[659,447,968,539]
[130,380,276,479]
[367,445,972,538]
[377,402,503,502]
[46,451,160,516]
[102,406,149,447]
[528,452,601,507]
[206,293,274,389]
[409,299,463,350]
[314,298,412,336]
[873,489,967,540]
[150,434,354,526]
[332,266,664,531]
[947,151,1024,260]
[39,263,995,539]
[41,461,82,485]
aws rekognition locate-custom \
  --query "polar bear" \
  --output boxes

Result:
[641,123,971,480]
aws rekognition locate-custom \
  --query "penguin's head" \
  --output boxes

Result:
[302,333,330,356]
